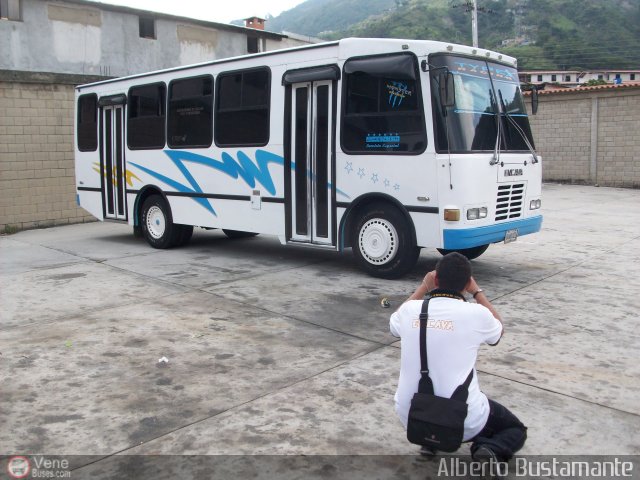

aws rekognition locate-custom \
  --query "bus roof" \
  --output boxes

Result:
[76,38,518,91]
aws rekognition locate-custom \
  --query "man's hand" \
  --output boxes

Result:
[422,271,437,291]
[466,276,480,295]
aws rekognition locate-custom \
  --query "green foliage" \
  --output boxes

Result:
[582,79,608,86]
[269,0,640,70]
[265,0,396,37]
[2,224,19,235]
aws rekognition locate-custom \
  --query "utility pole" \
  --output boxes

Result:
[451,0,496,47]
[471,0,478,47]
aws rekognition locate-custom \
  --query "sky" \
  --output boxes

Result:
[89,0,307,24]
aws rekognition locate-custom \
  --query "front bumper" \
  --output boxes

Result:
[443,215,543,250]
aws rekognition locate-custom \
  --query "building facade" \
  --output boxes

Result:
[520,70,640,88]
[1,0,312,78]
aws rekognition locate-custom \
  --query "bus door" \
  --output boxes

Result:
[288,80,335,246]
[98,95,127,221]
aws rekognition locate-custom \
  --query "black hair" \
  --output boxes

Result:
[435,252,472,292]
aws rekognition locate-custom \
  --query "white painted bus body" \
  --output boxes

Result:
[74,38,542,277]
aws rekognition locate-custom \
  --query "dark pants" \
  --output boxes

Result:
[469,399,527,461]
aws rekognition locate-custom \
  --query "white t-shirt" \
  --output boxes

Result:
[390,296,502,441]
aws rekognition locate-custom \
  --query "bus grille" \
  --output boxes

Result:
[495,183,524,221]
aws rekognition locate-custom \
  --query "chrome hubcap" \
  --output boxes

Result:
[358,218,398,265]
[146,206,166,239]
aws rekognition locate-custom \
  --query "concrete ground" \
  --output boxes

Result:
[1,184,639,477]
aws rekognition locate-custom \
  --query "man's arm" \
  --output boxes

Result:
[466,276,504,341]
[391,272,435,336]
[404,271,436,303]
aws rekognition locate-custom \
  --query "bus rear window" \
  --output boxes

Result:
[77,94,98,152]
[341,53,426,154]
[128,83,166,150]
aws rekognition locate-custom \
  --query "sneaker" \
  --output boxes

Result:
[419,445,438,457]
[472,446,504,479]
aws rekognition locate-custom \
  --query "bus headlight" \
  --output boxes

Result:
[529,199,542,210]
[467,207,488,220]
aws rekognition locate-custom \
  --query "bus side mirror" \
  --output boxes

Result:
[531,87,539,115]
[439,72,456,108]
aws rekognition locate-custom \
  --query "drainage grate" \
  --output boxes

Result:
[495,183,524,221]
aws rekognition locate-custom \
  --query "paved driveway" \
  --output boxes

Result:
[1,184,639,477]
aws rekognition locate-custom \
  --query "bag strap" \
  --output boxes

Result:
[417,297,435,395]
[417,296,474,400]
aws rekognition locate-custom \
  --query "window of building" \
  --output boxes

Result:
[631,74,636,81]
[139,16,155,39]
[551,74,557,82]
[341,53,426,154]
[247,36,259,54]
[168,76,213,149]
[0,0,20,20]
[215,68,270,146]
[565,75,571,82]
[598,74,604,80]
[128,83,166,149]
[537,75,543,82]
[77,94,98,152]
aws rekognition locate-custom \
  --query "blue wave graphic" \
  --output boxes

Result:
[129,149,350,216]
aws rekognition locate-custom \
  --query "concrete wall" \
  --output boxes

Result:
[528,86,640,188]
[0,74,96,232]
[0,0,309,78]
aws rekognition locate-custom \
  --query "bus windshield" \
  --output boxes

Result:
[429,55,535,153]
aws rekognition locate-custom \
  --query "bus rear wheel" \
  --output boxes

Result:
[352,203,420,279]
[141,195,181,249]
[437,244,489,261]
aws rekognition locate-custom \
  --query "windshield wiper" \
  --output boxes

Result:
[498,91,539,164]
[490,89,501,166]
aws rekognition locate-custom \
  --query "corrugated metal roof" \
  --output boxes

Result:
[524,82,640,96]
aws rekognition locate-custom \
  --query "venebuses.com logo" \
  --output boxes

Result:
[6,456,31,479]
[5,455,71,478]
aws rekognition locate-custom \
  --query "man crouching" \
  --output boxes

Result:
[390,252,527,465]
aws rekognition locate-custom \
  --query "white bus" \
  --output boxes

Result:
[74,38,542,278]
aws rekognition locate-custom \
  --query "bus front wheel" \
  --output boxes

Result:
[437,244,489,261]
[352,203,420,279]
[141,194,181,249]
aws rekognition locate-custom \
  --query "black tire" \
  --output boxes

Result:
[222,229,259,239]
[140,195,180,249]
[437,244,489,261]
[174,225,194,247]
[351,203,420,279]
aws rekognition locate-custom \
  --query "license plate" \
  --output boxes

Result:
[504,229,518,244]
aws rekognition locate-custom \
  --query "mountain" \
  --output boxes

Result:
[264,0,640,70]
[264,0,395,37]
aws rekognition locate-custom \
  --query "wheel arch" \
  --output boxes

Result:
[133,185,169,226]
[338,193,417,250]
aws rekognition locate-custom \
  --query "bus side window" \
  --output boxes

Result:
[77,94,98,152]
[215,67,270,147]
[342,53,427,154]
[128,83,167,150]
[168,75,213,149]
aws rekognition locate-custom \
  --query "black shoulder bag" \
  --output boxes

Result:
[406,296,474,452]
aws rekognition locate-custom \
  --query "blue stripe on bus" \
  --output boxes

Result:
[443,215,542,249]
